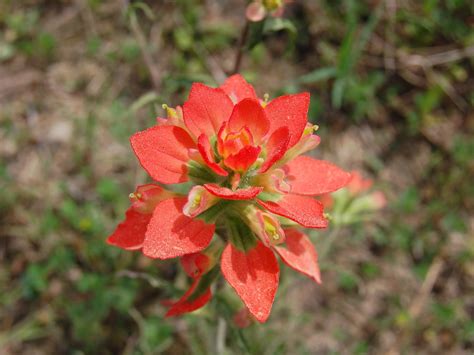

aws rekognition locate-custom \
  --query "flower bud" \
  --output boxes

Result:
[183,186,219,218]
[264,0,283,11]
[246,2,266,22]
[254,168,290,194]
[244,207,285,247]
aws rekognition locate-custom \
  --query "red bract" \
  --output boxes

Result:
[107,75,350,322]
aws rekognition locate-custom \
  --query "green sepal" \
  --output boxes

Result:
[226,215,258,253]
[256,191,281,202]
[195,200,232,224]
[187,161,220,184]
[167,181,194,195]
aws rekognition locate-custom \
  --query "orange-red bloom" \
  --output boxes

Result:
[107,75,350,322]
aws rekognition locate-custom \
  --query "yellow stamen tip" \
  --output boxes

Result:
[192,195,202,208]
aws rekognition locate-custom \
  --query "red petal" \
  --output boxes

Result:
[223,145,261,172]
[220,74,258,103]
[181,253,211,278]
[265,93,310,148]
[204,184,263,200]
[165,278,212,317]
[107,207,152,250]
[221,242,279,323]
[285,156,351,195]
[183,83,234,138]
[259,127,290,173]
[197,134,228,176]
[275,229,321,284]
[143,198,215,259]
[130,125,195,184]
[258,194,328,228]
[227,99,269,143]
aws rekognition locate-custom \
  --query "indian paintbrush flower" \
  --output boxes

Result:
[107,74,351,322]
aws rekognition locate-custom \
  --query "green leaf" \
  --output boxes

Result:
[246,21,265,50]
[140,317,173,353]
[337,271,358,291]
[297,67,337,84]
[130,92,160,113]
[126,1,155,21]
[21,264,49,298]
[263,18,297,35]
[96,178,121,203]
[332,78,347,108]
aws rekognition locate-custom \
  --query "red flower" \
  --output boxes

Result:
[107,75,350,322]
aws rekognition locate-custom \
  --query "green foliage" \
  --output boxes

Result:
[1,0,472,353]
[337,271,358,291]
[137,315,173,353]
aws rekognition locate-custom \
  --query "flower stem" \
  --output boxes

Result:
[232,20,250,74]
[318,227,340,261]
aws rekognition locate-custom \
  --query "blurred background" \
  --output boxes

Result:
[1,0,473,354]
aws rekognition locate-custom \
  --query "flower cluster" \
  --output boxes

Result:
[246,0,291,22]
[107,75,350,322]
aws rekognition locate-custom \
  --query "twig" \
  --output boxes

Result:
[384,256,445,355]
[407,256,444,319]
[401,45,474,68]
[425,68,468,112]
[116,270,164,288]
[215,317,227,355]
[383,0,397,70]
[77,0,98,37]
[371,30,474,69]
[232,20,250,74]
[0,70,43,99]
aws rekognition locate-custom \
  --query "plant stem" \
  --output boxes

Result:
[318,228,340,261]
[232,20,250,74]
